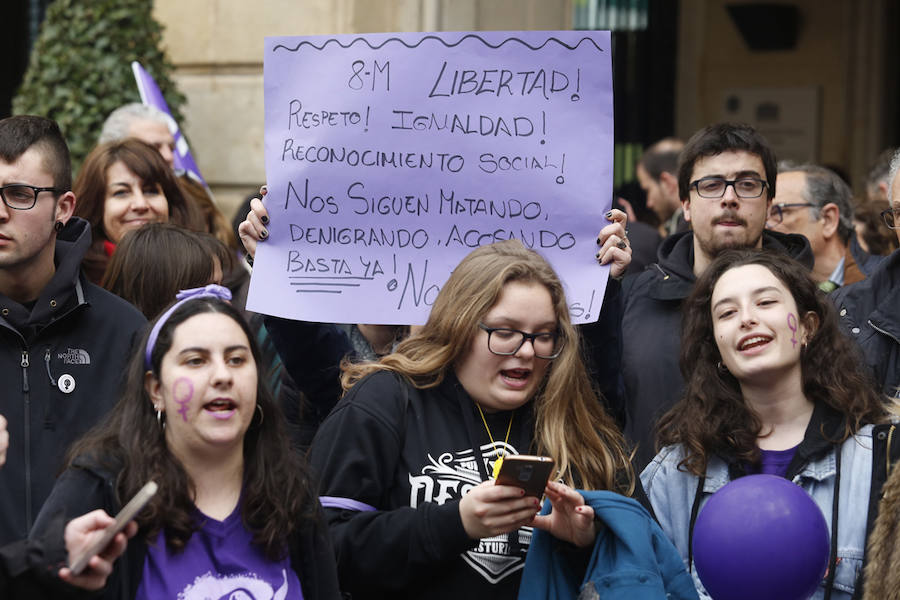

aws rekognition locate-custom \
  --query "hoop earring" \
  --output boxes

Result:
[254,404,264,426]
[54,221,64,233]
[156,409,166,430]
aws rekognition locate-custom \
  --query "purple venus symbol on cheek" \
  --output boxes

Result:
[787,313,798,348]
[172,377,194,422]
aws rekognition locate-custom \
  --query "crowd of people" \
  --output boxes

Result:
[0,103,898,600]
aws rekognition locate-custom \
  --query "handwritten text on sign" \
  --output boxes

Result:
[248,31,613,324]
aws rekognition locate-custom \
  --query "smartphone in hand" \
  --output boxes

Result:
[68,481,157,574]
[494,455,555,497]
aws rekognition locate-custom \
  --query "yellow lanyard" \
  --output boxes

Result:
[476,403,514,479]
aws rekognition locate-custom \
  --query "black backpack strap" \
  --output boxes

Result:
[855,423,900,599]
[686,475,705,574]
[824,445,842,600]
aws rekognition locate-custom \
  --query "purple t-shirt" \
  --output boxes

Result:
[752,445,798,479]
[135,503,302,600]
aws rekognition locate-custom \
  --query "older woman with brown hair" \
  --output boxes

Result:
[73,139,203,283]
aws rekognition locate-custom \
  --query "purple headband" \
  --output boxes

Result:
[144,284,233,370]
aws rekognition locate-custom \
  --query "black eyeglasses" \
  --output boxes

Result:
[690,177,768,199]
[0,184,64,210]
[882,207,900,230]
[767,202,817,224]
[478,323,563,359]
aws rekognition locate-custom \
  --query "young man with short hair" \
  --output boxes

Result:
[0,116,145,544]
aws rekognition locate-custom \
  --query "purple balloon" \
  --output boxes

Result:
[693,474,829,600]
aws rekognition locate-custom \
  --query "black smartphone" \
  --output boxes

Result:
[495,455,555,497]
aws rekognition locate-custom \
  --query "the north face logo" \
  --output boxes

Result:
[58,348,90,365]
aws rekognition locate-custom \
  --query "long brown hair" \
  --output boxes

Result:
[102,223,233,319]
[863,452,900,599]
[343,240,634,492]
[65,297,316,559]
[73,139,203,282]
[657,249,885,476]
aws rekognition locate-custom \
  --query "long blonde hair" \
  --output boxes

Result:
[342,240,634,493]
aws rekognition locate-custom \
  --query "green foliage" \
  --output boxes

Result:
[12,0,186,172]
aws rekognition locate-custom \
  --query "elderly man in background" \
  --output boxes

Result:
[767,163,879,292]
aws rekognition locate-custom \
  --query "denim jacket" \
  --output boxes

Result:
[641,422,874,600]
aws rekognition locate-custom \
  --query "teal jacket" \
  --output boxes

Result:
[518,491,698,600]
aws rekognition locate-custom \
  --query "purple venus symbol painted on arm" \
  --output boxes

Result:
[787,313,798,348]
[172,377,194,422]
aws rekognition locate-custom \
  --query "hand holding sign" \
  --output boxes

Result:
[244,195,631,281]
[238,187,271,260]
[595,209,630,279]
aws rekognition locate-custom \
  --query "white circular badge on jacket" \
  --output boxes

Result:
[58,374,76,394]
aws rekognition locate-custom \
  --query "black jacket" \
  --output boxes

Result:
[26,454,342,600]
[262,315,356,448]
[0,218,145,544]
[621,229,814,470]
[832,247,900,399]
[309,370,526,600]
[309,365,646,600]
[0,510,68,598]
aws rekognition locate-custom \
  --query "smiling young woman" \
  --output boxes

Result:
[642,249,887,599]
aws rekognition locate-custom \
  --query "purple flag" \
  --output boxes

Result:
[131,61,206,185]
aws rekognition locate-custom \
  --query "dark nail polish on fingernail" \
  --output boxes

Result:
[260,229,268,239]
[605,211,613,219]
[261,215,269,225]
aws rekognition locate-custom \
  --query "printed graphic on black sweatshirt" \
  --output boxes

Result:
[409,442,531,584]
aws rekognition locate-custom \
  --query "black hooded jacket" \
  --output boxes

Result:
[621,229,814,471]
[0,217,145,544]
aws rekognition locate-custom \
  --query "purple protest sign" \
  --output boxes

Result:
[131,61,206,185]
[250,31,613,324]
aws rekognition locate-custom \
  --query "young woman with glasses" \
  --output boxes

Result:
[308,231,641,600]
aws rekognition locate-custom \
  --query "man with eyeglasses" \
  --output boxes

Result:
[766,163,879,293]
[0,116,145,545]
[621,122,814,471]
[833,148,900,401]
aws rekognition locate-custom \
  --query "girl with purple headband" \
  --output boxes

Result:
[28,286,340,599]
